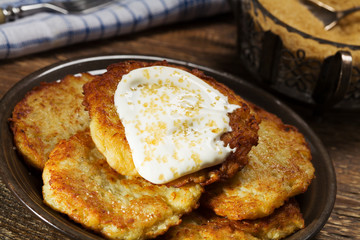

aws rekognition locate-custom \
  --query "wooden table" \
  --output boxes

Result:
[0,14,359,240]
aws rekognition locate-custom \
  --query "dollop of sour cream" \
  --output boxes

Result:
[114,66,239,184]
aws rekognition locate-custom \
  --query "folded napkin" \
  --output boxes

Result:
[0,0,230,59]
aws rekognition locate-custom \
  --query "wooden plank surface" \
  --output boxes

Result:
[0,14,359,240]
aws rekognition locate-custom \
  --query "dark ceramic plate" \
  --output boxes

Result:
[0,55,336,240]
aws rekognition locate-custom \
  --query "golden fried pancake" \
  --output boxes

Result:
[159,199,304,240]
[10,73,94,170]
[42,130,203,240]
[83,61,259,186]
[203,105,315,220]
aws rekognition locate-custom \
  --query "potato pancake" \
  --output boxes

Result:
[203,105,315,220]
[42,130,203,240]
[10,73,94,169]
[159,199,304,240]
[83,60,259,187]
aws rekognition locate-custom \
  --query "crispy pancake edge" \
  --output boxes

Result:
[10,73,94,169]
[202,105,315,220]
[158,198,305,240]
[43,130,204,240]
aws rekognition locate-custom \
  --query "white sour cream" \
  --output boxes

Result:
[114,66,239,184]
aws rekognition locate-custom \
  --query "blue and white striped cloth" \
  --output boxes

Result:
[0,0,230,59]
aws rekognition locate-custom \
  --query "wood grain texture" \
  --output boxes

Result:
[1,14,359,240]
[309,112,360,240]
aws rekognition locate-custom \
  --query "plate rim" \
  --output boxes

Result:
[0,54,337,240]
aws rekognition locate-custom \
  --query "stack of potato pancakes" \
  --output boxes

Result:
[10,60,314,240]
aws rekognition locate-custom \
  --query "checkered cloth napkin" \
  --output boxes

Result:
[0,0,230,59]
